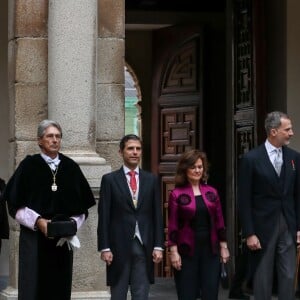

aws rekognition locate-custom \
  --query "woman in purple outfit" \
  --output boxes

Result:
[168,149,230,300]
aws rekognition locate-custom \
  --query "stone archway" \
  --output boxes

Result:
[125,63,142,137]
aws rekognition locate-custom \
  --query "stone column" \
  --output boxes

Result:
[96,0,126,171]
[1,0,48,299]
[48,0,110,298]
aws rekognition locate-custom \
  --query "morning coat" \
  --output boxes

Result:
[238,144,300,275]
[97,167,164,286]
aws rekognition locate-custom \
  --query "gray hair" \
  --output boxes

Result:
[264,111,289,136]
[37,119,62,138]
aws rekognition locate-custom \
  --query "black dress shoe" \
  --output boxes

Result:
[228,291,250,300]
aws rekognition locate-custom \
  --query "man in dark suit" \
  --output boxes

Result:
[97,134,164,300]
[238,111,300,300]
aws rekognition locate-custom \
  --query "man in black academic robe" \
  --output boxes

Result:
[4,120,95,300]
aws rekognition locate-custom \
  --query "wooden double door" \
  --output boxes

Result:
[149,0,266,277]
[150,26,206,277]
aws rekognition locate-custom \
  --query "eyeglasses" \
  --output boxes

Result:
[44,134,62,140]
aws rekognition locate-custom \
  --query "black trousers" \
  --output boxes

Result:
[110,237,150,300]
[174,234,220,300]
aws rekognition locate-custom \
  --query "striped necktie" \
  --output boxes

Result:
[273,148,283,176]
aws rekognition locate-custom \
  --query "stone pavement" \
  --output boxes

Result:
[149,277,235,299]
[148,277,279,300]
[0,277,7,292]
[0,275,279,299]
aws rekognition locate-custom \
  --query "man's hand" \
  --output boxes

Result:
[36,217,50,237]
[101,251,113,266]
[247,234,262,251]
[152,249,163,264]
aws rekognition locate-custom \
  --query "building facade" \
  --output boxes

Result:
[0,0,300,298]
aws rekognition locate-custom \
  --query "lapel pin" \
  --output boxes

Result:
[291,160,295,171]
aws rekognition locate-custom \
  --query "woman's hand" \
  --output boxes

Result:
[169,250,182,270]
[220,244,230,263]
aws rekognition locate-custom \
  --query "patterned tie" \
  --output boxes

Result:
[128,170,137,194]
[273,148,283,176]
[46,157,60,170]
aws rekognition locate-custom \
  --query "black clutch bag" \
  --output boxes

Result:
[47,215,77,238]
[220,262,229,289]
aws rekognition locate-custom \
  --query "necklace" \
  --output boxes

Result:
[50,166,59,192]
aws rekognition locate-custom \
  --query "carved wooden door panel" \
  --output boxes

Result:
[233,0,266,256]
[151,26,203,277]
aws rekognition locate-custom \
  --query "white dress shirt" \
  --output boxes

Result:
[265,139,283,169]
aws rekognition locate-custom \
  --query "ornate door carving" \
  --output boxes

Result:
[161,106,197,161]
[152,26,203,277]
[233,0,266,255]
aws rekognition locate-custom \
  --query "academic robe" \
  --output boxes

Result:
[0,178,9,251]
[4,153,95,300]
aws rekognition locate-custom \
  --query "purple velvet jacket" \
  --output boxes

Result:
[168,183,226,256]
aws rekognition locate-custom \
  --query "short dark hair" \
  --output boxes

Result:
[119,134,142,151]
[264,111,289,136]
[175,149,209,187]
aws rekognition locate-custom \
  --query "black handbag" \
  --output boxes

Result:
[220,262,229,289]
[47,215,77,238]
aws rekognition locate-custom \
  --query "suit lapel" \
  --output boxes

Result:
[114,167,148,210]
[114,168,136,208]
[283,147,293,193]
[136,168,146,209]
[258,144,282,190]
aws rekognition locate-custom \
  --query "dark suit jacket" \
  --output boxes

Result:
[97,167,164,286]
[238,144,300,272]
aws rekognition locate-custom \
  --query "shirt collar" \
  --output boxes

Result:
[123,165,139,175]
[40,153,60,164]
[265,139,282,154]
